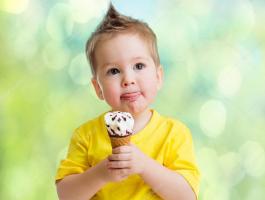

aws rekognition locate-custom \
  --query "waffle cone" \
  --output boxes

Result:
[110,135,131,148]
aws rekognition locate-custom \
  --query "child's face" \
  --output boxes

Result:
[92,33,163,115]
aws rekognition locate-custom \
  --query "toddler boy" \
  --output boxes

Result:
[55,4,200,200]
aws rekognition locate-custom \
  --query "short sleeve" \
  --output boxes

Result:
[55,128,90,181]
[164,123,200,198]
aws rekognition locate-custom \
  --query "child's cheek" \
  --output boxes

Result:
[142,78,159,100]
[104,88,120,105]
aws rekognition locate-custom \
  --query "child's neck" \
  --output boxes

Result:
[132,109,152,134]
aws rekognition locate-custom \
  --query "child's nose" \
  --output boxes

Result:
[121,74,135,87]
[122,81,135,87]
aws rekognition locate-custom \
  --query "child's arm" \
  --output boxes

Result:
[56,158,128,200]
[140,156,196,200]
[56,161,106,200]
[108,145,197,200]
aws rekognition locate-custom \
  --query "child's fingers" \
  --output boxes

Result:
[112,145,131,154]
[108,168,131,177]
[108,153,131,161]
[108,160,131,169]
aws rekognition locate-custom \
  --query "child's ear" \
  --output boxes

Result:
[91,78,104,100]
[156,65,164,90]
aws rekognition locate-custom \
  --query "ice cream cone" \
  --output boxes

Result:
[104,111,134,148]
[110,135,131,148]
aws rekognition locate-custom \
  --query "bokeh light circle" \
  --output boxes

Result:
[218,67,242,97]
[68,53,92,85]
[42,41,70,70]
[0,0,29,14]
[219,152,245,186]
[46,3,74,41]
[69,0,108,23]
[240,141,265,178]
[199,99,226,137]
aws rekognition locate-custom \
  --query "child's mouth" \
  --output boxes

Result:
[120,92,141,102]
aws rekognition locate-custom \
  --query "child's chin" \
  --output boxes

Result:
[111,101,147,114]
[127,104,148,115]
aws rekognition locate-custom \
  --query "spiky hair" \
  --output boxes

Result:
[85,3,160,76]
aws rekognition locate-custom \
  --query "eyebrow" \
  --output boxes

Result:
[101,56,150,69]
[101,62,116,69]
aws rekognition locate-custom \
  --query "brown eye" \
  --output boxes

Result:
[107,68,120,75]
[134,63,145,70]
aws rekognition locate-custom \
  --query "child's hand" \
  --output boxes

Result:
[96,158,129,183]
[107,144,148,178]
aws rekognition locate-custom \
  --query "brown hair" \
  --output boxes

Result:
[85,3,160,76]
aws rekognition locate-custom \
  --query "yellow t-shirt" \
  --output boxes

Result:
[55,110,200,199]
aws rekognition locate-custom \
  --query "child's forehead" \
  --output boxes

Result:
[95,32,152,58]
[96,34,151,57]
[99,32,148,45]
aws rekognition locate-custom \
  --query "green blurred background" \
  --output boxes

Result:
[1,0,265,199]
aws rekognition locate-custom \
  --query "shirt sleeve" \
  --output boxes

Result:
[55,128,90,181]
[164,122,200,199]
